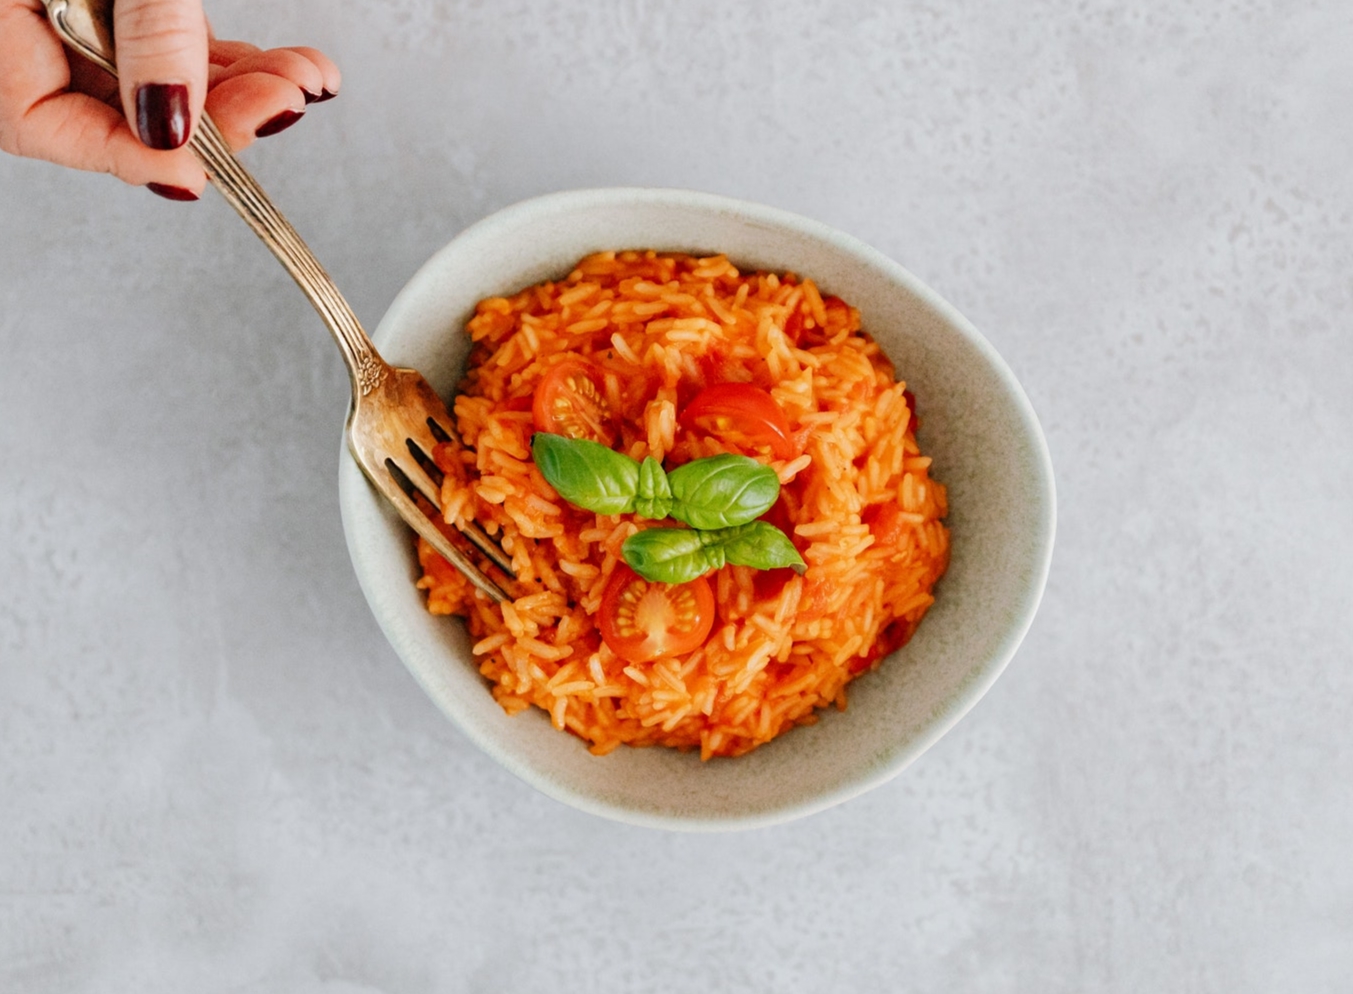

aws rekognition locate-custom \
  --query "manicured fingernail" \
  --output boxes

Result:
[302,89,321,104]
[135,83,191,150]
[312,88,337,103]
[256,109,304,137]
[146,183,199,202]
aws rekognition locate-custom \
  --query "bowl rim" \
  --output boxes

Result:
[339,186,1057,830]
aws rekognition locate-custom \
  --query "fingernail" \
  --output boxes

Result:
[135,83,191,150]
[256,109,304,138]
[302,89,321,104]
[146,183,199,202]
[312,88,337,103]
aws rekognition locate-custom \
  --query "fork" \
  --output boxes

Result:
[45,0,513,603]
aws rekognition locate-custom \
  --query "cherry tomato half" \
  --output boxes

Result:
[849,619,914,674]
[598,565,716,664]
[862,500,907,548]
[752,495,809,602]
[902,388,918,434]
[532,359,615,445]
[679,382,797,460]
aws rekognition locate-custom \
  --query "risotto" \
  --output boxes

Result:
[415,251,949,759]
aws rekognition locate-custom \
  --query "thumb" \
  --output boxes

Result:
[114,0,209,150]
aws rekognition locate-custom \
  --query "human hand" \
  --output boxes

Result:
[0,0,340,200]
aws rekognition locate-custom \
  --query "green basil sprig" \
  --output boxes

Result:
[531,434,643,516]
[666,454,782,530]
[622,521,806,585]
[532,432,804,584]
[532,434,778,528]
[634,453,674,520]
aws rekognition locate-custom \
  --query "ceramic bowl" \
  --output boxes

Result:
[338,188,1055,831]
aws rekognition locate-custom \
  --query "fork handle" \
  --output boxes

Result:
[44,0,388,400]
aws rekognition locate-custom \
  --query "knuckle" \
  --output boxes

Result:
[115,0,203,58]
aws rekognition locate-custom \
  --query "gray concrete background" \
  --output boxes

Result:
[3,1,1351,990]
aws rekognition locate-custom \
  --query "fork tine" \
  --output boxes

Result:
[383,458,510,603]
[406,437,445,489]
[426,417,453,444]
[390,439,442,509]
[400,427,517,577]
[415,414,518,576]
[455,520,517,576]
[384,457,429,504]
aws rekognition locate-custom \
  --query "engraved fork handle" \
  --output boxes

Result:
[186,117,389,397]
[44,0,388,400]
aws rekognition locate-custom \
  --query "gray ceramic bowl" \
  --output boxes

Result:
[338,188,1055,831]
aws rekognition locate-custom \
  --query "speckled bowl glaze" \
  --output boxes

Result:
[338,188,1055,831]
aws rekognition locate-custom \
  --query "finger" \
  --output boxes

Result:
[68,51,121,106]
[210,49,325,104]
[0,1,203,193]
[0,0,70,132]
[5,90,205,193]
[114,0,209,150]
[208,39,261,67]
[204,71,306,151]
[280,46,341,100]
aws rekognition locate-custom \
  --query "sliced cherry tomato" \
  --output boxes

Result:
[431,441,459,475]
[758,494,807,549]
[694,350,748,396]
[679,382,797,460]
[532,359,615,445]
[752,495,807,601]
[823,295,852,325]
[850,619,914,674]
[862,500,907,548]
[598,565,716,664]
[795,575,833,623]
[902,388,918,434]
[418,536,462,587]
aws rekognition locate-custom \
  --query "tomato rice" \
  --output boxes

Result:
[416,251,949,759]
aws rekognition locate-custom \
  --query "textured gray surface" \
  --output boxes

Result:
[2,0,1350,990]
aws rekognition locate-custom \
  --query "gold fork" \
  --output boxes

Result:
[45,0,513,602]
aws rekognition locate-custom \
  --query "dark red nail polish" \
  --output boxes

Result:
[312,88,337,103]
[256,109,304,138]
[302,89,321,104]
[135,83,191,150]
[146,183,199,202]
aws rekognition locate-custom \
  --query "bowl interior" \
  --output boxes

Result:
[339,188,1055,830]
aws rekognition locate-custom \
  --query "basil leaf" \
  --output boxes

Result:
[633,456,674,521]
[532,433,639,516]
[622,527,724,585]
[621,521,805,584]
[666,454,781,529]
[719,521,806,574]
